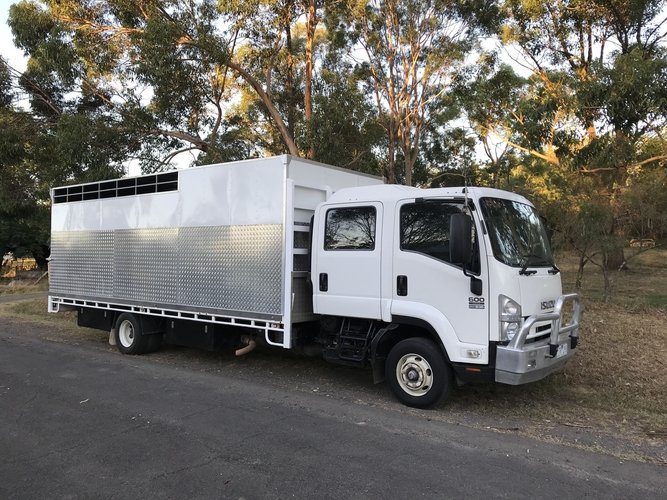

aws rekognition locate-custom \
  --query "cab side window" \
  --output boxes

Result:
[325,206,376,250]
[400,202,480,273]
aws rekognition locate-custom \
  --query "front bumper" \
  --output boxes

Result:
[495,293,581,385]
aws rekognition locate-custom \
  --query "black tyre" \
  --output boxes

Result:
[114,313,151,355]
[385,337,453,408]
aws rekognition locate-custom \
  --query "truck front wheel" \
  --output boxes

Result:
[385,337,452,408]
[115,313,151,355]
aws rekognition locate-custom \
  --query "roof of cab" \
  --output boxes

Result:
[327,184,533,206]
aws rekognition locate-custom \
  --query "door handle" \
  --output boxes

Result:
[397,275,408,296]
[319,273,328,292]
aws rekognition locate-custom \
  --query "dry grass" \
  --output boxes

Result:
[0,296,78,330]
[0,279,49,295]
[562,249,666,433]
[566,303,666,414]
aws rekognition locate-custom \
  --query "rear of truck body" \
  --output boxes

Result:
[49,155,581,407]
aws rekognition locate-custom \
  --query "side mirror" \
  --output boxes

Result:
[449,213,472,265]
[470,276,483,296]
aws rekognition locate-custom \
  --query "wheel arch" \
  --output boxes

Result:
[370,315,451,383]
[114,311,164,355]
[112,311,165,333]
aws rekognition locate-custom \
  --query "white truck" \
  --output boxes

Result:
[48,155,581,407]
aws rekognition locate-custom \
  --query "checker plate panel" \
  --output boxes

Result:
[177,225,283,314]
[50,231,114,297]
[113,228,179,304]
[50,225,284,316]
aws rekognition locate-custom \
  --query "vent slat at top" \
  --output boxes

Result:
[53,172,179,204]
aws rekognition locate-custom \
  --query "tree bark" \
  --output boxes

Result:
[575,252,587,290]
[284,2,296,141]
[303,0,318,159]
[386,118,397,184]
[226,61,299,157]
[604,246,626,271]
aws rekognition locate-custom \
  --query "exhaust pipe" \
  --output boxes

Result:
[235,335,257,356]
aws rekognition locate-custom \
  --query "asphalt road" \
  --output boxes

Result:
[1,317,665,499]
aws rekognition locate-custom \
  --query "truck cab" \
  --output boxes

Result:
[311,185,581,407]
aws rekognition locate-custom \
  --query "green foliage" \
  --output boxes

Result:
[580,48,667,137]
[0,58,13,107]
[418,127,482,187]
[622,157,667,241]
[0,0,132,260]
[0,102,49,262]
[308,64,384,174]
[329,0,499,185]
[464,0,667,278]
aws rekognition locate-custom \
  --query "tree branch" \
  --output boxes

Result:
[149,129,209,151]
[487,128,560,166]
[161,146,199,166]
[225,60,299,156]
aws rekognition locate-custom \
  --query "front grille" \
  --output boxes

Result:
[525,321,551,344]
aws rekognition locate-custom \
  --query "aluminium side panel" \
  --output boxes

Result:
[50,158,288,320]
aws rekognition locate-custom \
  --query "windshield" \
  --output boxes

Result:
[480,197,553,268]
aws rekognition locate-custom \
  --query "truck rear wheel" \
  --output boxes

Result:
[385,337,452,408]
[115,313,151,355]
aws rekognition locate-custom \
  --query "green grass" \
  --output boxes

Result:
[0,297,77,329]
[557,247,667,310]
[646,294,667,308]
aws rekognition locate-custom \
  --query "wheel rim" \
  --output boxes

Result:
[118,320,135,348]
[396,353,433,397]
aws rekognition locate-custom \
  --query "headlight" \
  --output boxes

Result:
[499,295,522,341]
[504,302,519,316]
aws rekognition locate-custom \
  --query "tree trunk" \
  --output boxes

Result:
[601,266,612,302]
[226,61,299,156]
[386,121,397,184]
[404,153,414,187]
[575,252,587,290]
[605,215,626,271]
[284,4,296,142]
[604,246,626,271]
[303,0,318,159]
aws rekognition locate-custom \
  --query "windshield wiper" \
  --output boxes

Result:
[519,253,548,276]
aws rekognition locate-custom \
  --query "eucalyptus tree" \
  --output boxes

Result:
[2,0,371,258]
[308,54,385,173]
[0,56,45,261]
[8,0,334,167]
[496,0,667,270]
[327,0,499,185]
[0,41,128,263]
[450,57,528,188]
